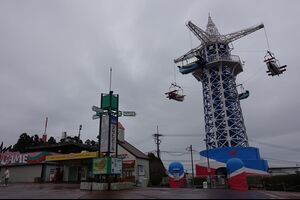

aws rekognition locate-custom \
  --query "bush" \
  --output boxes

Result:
[150,173,163,186]
[247,176,265,190]
[193,177,207,186]
[148,153,167,186]
[262,174,300,192]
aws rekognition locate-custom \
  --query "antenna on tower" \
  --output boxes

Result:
[42,117,48,143]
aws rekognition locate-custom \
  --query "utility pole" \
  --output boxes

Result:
[187,145,195,187]
[204,138,212,188]
[153,126,163,159]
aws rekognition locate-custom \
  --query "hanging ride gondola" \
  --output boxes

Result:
[263,27,287,77]
[237,84,250,100]
[165,83,185,102]
[264,51,287,76]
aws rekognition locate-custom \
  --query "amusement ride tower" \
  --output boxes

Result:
[174,16,269,190]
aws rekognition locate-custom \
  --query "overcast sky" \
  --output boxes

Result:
[1,0,300,170]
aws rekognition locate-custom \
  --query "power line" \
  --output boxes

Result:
[162,160,201,163]
[161,152,187,156]
[131,136,152,145]
[164,134,205,137]
[145,150,156,154]
[250,139,300,152]
[160,150,199,154]
[264,157,300,164]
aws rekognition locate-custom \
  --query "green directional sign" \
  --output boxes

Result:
[101,94,118,110]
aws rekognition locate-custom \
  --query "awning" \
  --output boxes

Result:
[123,160,135,168]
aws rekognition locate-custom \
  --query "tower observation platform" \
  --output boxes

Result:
[174,16,269,190]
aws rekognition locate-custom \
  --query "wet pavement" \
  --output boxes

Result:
[1,183,300,199]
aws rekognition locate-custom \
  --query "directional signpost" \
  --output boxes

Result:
[91,89,136,191]
[92,106,108,119]
[92,114,100,120]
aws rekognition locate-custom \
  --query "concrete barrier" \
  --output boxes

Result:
[81,182,134,191]
[92,182,108,191]
[111,182,134,190]
[80,182,92,191]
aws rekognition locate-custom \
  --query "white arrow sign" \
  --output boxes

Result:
[92,105,103,113]
[122,111,136,117]
[92,114,100,120]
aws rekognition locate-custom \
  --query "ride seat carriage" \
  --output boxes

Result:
[165,83,185,102]
[264,51,287,76]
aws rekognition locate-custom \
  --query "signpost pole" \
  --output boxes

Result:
[107,90,114,191]
[92,78,136,190]
[98,94,103,158]
[116,94,119,158]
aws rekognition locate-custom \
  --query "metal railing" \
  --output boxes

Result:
[206,54,242,64]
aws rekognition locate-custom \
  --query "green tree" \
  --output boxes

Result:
[148,153,167,186]
[32,134,43,146]
[60,136,83,144]
[85,139,91,145]
[74,136,83,144]
[90,140,96,146]
[13,133,33,153]
[47,137,57,145]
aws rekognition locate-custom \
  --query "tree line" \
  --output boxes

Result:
[11,133,97,153]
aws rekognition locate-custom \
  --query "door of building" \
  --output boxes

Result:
[68,166,78,182]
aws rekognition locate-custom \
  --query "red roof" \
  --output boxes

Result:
[118,122,125,130]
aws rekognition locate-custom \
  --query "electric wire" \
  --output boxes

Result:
[250,138,300,152]
[164,134,205,137]
[264,157,300,164]
[131,135,152,146]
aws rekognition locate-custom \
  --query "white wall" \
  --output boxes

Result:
[2,165,42,182]
[117,144,149,183]
[136,158,150,184]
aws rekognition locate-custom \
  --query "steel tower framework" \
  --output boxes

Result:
[174,16,264,149]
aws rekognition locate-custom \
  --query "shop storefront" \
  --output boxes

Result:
[0,151,58,182]
[45,152,98,183]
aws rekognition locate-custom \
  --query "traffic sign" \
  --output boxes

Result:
[92,106,103,113]
[122,111,136,117]
[92,114,100,120]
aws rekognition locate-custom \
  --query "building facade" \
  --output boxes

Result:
[0,122,149,185]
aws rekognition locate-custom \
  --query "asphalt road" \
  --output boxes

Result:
[1,183,300,199]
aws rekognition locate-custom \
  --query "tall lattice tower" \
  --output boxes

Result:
[174,16,264,149]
